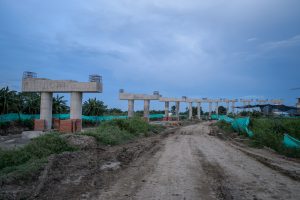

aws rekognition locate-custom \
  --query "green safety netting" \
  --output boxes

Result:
[231,117,254,137]
[211,114,253,137]
[283,134,300,148]
[0,113,165,122]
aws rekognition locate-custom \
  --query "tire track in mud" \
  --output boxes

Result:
[190,138,233,200]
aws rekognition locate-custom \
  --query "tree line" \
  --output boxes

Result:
[0,87,164,116]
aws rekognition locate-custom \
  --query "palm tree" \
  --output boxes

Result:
[52,95,69,114]
[18,92,40,114]
[0,87,19,114]
[83,98,107,116]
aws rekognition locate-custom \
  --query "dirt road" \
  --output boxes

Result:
[92,122,300,200]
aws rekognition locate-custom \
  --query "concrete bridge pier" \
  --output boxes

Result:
[70,92,83,119]
[215,101,219,115]
[226,102,229,114]
[164,101,169,119]
[175,101,180,120]
[232,101,236,114]
[128,100,134,118]
[188,102,193,120]
[208,102,212,117]
[197,102,201,120]
[40,92,53,130]
[144,100,150,120]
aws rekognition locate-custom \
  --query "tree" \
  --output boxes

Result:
[52,95,69,114]
[218,106,227,115]
[18,92,40,114]
[83,98,107,116]
[106,108,124,115]
[171,105,176,115]
[0,87,19,114]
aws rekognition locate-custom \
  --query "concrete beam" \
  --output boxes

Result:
[119,93,160,100]
[186,98,205,103]
[22,78,102,93]
[159,97,186,102]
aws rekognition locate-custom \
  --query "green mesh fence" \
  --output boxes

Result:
[212,114,253,137]
[0,113,164,122]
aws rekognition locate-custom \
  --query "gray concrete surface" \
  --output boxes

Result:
[40,92,53,130]
[70,92,83,120]
[22,78,102,93]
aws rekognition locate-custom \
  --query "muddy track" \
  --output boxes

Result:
[2,123,300,200]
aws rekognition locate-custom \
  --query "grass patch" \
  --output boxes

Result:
[216,117,300,157]
[0,133,77,182]
[82,118,165,145]
[250,118,300,157]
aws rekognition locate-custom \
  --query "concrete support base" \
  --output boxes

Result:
[40,92,53,130]
[128,100,134,118]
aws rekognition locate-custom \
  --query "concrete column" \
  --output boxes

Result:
[232,102,235,114]
[226,102,229,114]
[40,92,53,130]
[197,102,201,120]
[215,102,219,115]
[175,101,180,121]
[144,100,150,119]
[128,99,134,118]
[70,92,82,120]
[164,101,169,119]
[209,102,212,117]
[188,102,193,120]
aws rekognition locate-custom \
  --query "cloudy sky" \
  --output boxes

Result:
[0,0,300,111]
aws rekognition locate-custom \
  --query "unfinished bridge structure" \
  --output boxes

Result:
[22,72,102,132]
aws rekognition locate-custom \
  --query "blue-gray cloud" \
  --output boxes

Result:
[0,0,300,110]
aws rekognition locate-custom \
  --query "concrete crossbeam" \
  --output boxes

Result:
[159,97,186,102]
[22,78,102,93]
[119,93,160,100]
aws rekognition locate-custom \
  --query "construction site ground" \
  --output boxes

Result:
[1,121,300,200]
